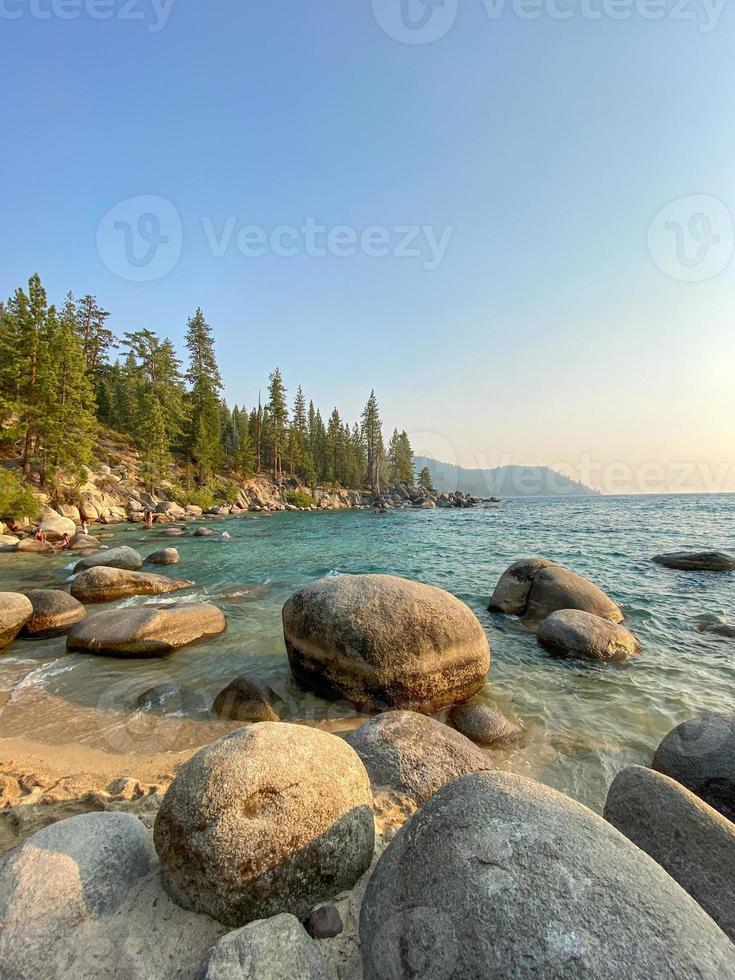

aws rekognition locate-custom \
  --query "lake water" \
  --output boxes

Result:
[1,494,733,812]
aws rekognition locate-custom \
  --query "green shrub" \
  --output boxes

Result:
[170,484,215,511]
[213,483,239,506]
[0,469,41,522]
[284,489,316,509]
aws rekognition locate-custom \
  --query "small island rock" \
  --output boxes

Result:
[537,609,639,662]
[67,602,226,657]
[20,589,87,637]
[489,558,623,623]
[73,545,143,573]
[70,566,190,603]
[146,547,181,565]
[654,551,735,572]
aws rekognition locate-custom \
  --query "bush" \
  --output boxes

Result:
[0,469,41,522]
[171,485,215,511]
[214,483,239,506]
[284,489,316,509]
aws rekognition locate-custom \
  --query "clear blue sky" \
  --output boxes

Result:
[2,1,734,490]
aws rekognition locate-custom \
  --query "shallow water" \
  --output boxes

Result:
[1,495,733,812]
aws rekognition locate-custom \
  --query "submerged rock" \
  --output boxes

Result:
[707,622,735,638]
[346,710,493,807]
[654,551,735,572]
[652,712,735,821]
[67,602,226,657]
[283,574,490,713]
[211,676,279,722]
[20,589,87,637]
[448,701,525,748]
[0,592,33,649]
[136,681,209,717]
[154,724,374,927]
[202,914,330,980]
[145,547,181,565]
[0,812,155,978]
[489,558,623,623]
[604,765,735,942]
[194,527,216,537]
[70,566,190,603]
[73,545,143,573]
[537,609,639,662]
[360,772,735,979]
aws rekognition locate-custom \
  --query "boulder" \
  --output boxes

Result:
[0,593,33,649]
[14,537,54,554]
[708,623,735,638]
[136,682,209,717]
[194,527,216,537]
[68,533,102,551]
[489,558,623,622]
[70,567,190,603]
[211,676,279,722]
[158,527,187,537]
[360,772,735,980]
[67,602,226,657]
[154,724,374,926]
[38,506,76,541]
[346,710,493,807]
[306,904,343,940]
[604,765,735,942]
[654,551,735,572]
[156,502,187,519]
[186,504,203,517]
[19,589,87,637]
[145,547,181,565]
[0,812,155,978]
[448,701,525,748]
[283,574,490,713]
[0,534,20,552]
[201,914,330,980]
[652,713,735,820]
[73,545,143,572]
[536,609,639,662]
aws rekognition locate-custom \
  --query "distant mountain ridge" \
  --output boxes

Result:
[414,456,599,498]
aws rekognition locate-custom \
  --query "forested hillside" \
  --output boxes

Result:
[0,274,415,508]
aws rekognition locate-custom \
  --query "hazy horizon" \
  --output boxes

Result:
[2,3,733,493]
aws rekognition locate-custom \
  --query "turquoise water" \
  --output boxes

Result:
[1,494,733,812]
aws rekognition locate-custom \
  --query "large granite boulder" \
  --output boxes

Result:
[489,558,623,623]
[70,566,190,603]
[20,589,87,637]
[448,701,525,748]
[37,506,76,541]
[604,765,735,942]
[201,913,330,980]
[346,710,493,806]
[68,533,102,551]
[537,609,639,662]
[0,812,155,979]
[360,772,735,979]
[146,547,181,565]
[67,602,226,657]
[73,545,143,572]
[154,723,374,927]
[652,713,735,820]
[0,534,20,552]
[0,593,33,649]
[282,574,490,713]
[654,551,735,572]
[14,537,54,554]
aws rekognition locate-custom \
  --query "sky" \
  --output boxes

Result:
[1,0,734,492]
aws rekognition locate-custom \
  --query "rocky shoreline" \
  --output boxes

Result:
[1,503,734,976]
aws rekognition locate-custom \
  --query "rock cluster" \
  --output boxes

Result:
[372,482,478,511]
[283,573,490,713]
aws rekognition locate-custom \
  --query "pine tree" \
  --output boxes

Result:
[75,294,115,377]
[183,309,223,484]
[267,368,288,481]
[361,390,384,492]
[419,466,434,492]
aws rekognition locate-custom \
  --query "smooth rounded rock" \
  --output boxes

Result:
[283,574,490,713]
[654,551,735,572]
[708,623,735,638]
[360,772,735,980]
[14,538,54,554]
[306,903,344,940]
[146,547,181,565]
[38,507,76,541]
[537,609,639,662]
[652,712,735,820]
[448,701,525,748]
[194,527,216,537]
[20,589,86,637]
[0,534,20,552]
[0,811,155,978]
[136,682,209,716]
[68,533,102,551]
[67,602,226,657]
[346,710,493,806]
[0,593,33,649]
[489,558,623,622]
[202,913,330,980]
[73,545,143,572]
[604,765,735,942]
[212,676,279,722]
[70,566,190,603]
[154,723,374,927]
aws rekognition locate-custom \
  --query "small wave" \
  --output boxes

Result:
[7,659,78,703]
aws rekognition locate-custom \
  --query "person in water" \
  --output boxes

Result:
[59,532,70,550]
[144,509,154,529]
